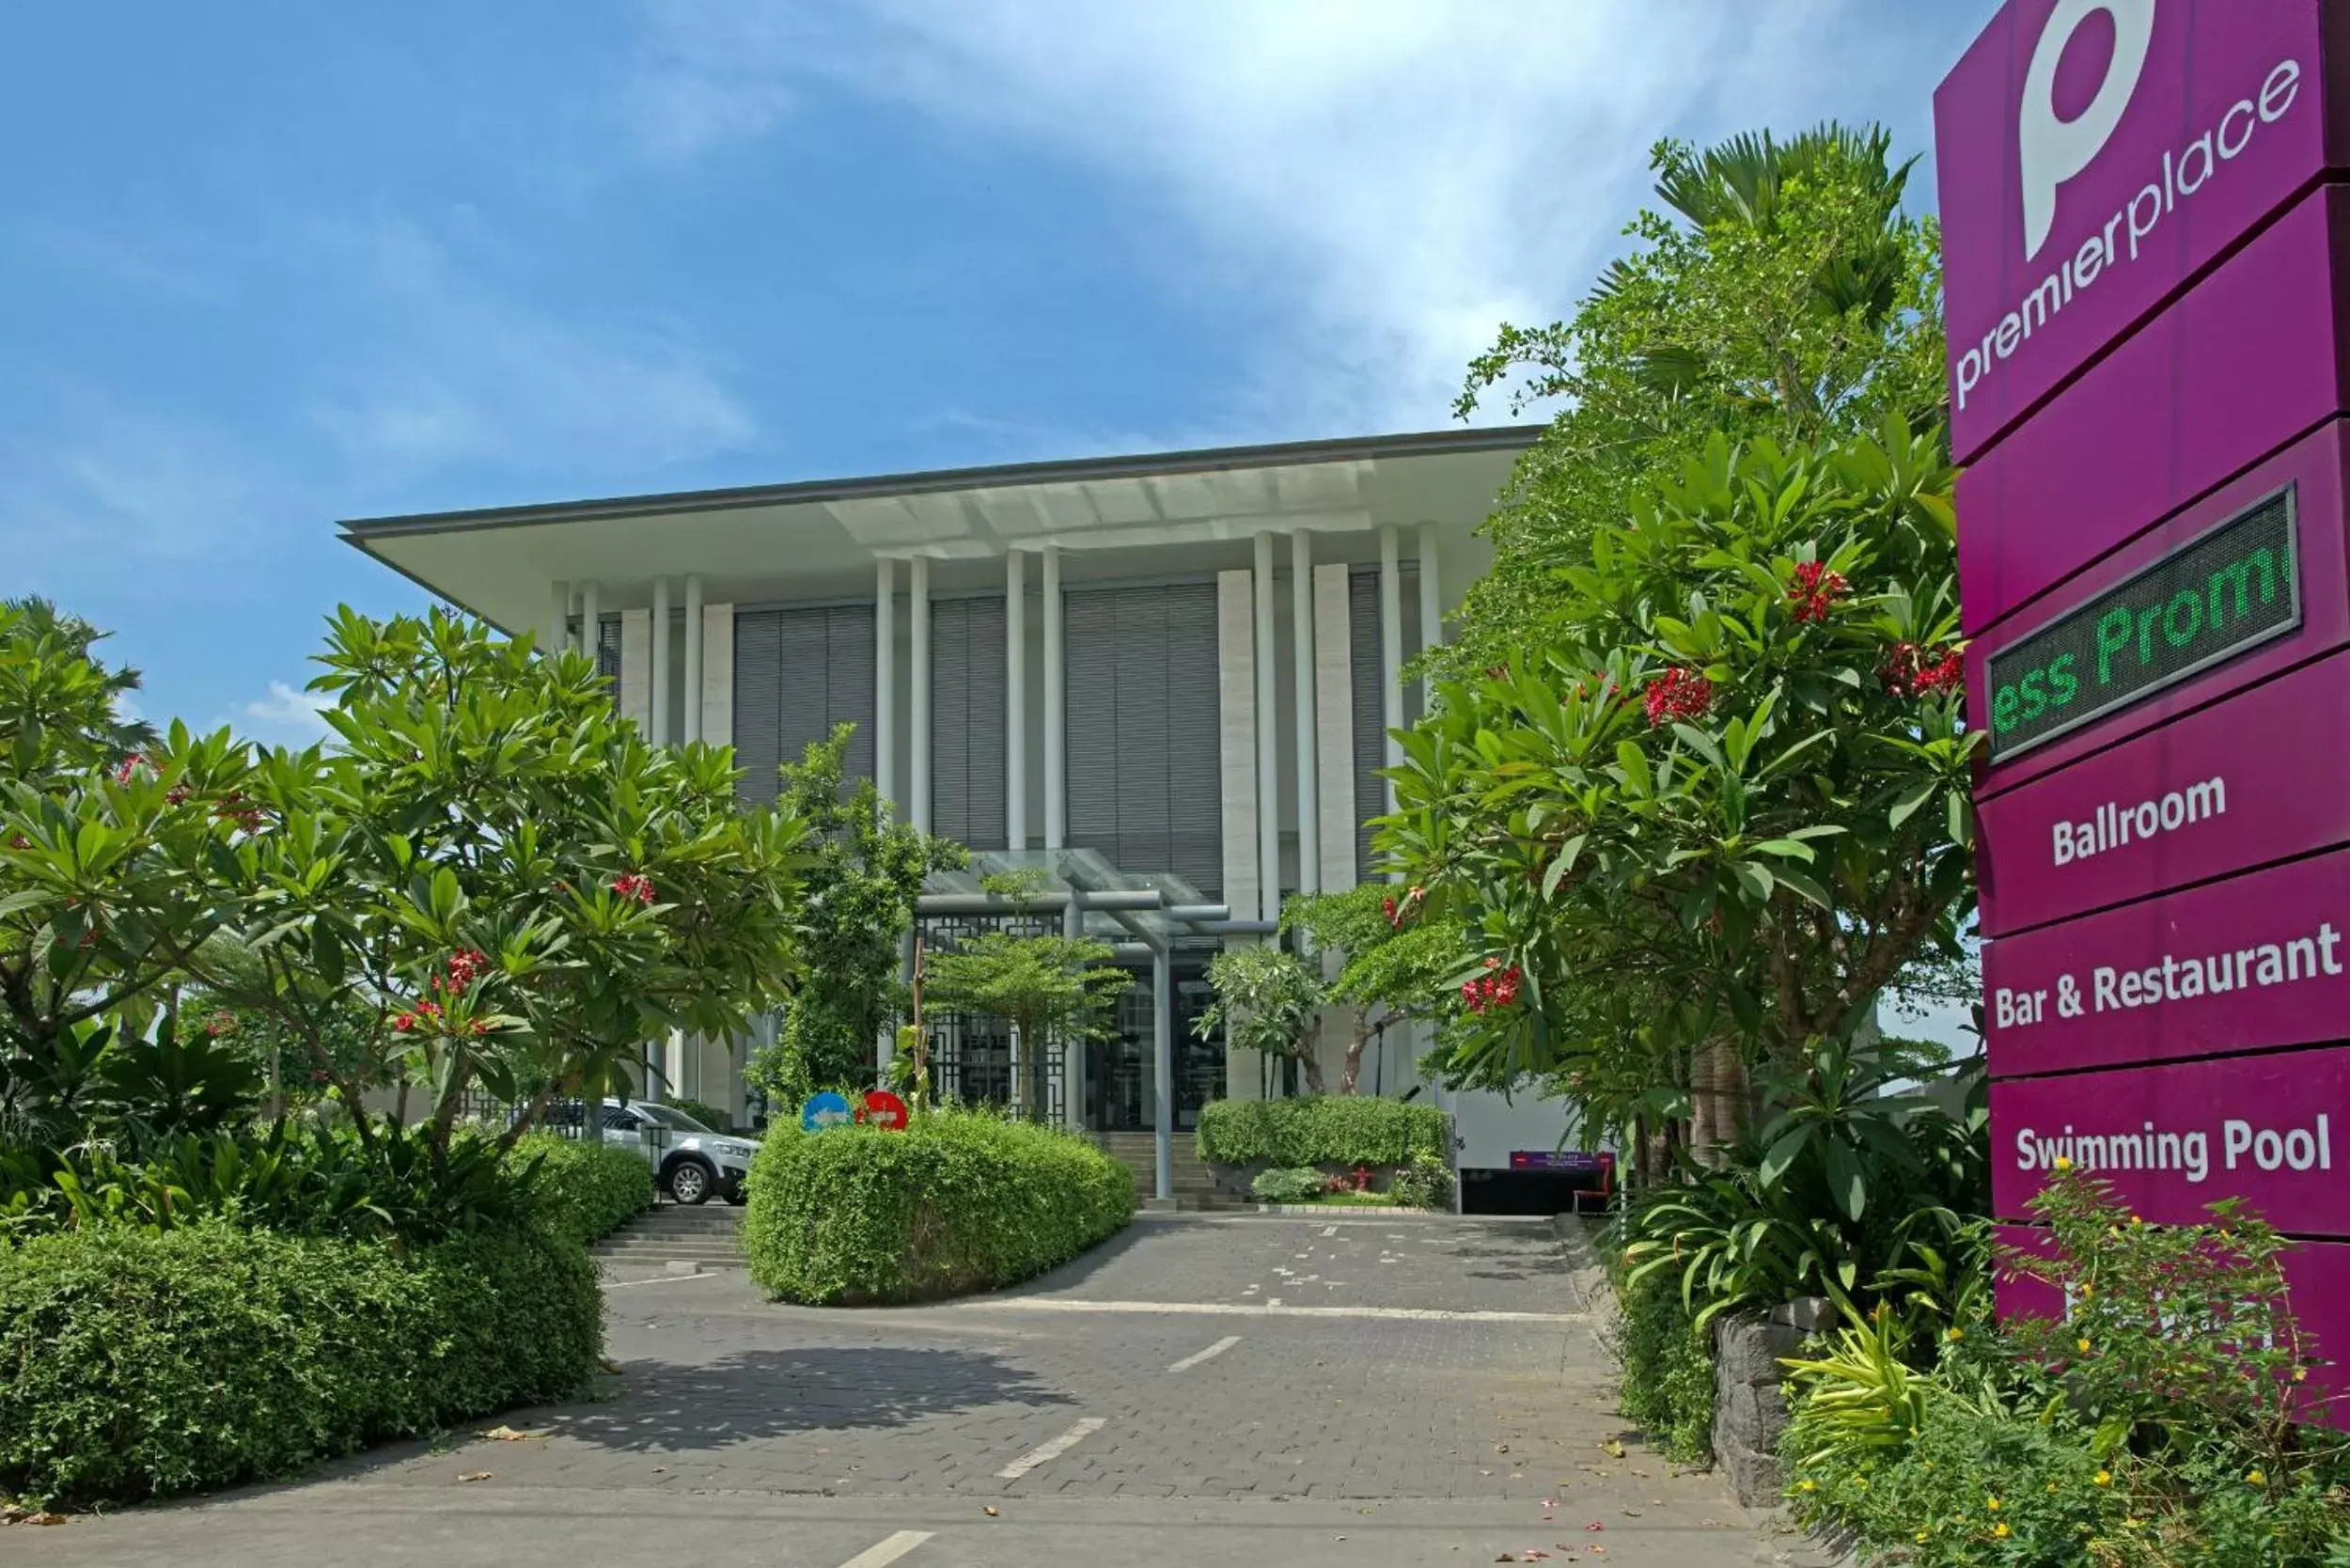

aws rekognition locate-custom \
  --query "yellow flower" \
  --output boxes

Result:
[2124,1517,2143,1529]
[1854,1478,1869,1491]
[2130,1215,2143,1228]
[1798,1480,1816,1493]
[2293,1368,2309,1383]
[2076,1337,2092,1353]
[1915,1529,1930,1544]
[2247,1469,2265,1486]
[2054,1155,2072,1170]
[2080,1284,2094,1299]
[2093,1470,2111,1487]
[1994,1522,2012,1539]
[2045,1482,2058,1494]
[1947,1326,1965,1341]
[1986,1497,2001,1512]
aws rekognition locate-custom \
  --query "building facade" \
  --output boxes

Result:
[346,426,1570,1167]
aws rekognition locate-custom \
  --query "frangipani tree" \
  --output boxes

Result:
[1196,944,1327,1095]
[1386,419,1976,1176]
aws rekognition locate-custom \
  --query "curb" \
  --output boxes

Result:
[1255,1203,1446,1216]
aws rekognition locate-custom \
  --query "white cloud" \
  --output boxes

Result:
[241,681,335,746]
[629,0,1969,434]
[306,214,757,482]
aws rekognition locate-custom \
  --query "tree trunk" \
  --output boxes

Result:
[1686,1037,1748,1167]
[1338,1011,1376,1095]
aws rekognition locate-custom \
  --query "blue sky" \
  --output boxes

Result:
[0,1,1995,743]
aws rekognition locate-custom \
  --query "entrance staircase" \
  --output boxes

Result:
[591,1200,746,1270]
[1093,1132,1236,1210]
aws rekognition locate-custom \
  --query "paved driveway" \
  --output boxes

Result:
[14,1215,1826,1566]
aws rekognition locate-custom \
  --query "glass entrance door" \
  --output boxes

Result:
[1083,960,1223,1131]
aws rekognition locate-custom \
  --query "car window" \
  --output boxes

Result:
[598,1105,641,1131]
[635,1105,713,1134]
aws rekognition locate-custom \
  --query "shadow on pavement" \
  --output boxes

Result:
[535,1345,1075,1453]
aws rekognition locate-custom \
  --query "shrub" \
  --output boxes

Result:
[0,1218,601,1507]
[743,1110,1133,1305]
[1250,1167,1326,1203]
[1389,1152,1456,1211]
[513,1133,653,1247]
[1607,1269,1716,1465]
[662,1097,731,1134]
[1195,1096,1449,1168]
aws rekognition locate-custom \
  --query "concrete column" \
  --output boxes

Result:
[1313,564,1357,893]
[1253,532,1280,923]
[1378,525,1402,818]
[700,603,733,748]
[1215,570,1259,920]
[1418,525,1442,713]
[619,608,651,731]
[650,576,673,746]
[549,580,571,654]
[1152,945,1173,1203]
[1006,549,1027,851]
[682,575,705,743]
[875,560,896,816]
[1042,544,1065,850]
[580,580,601,667]
[910,556,932,834]
[1290,531,1319,899]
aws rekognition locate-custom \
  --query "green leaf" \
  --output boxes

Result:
[1821,1137,1866,1222]
[1888,776,1936,829]
[1771,868,1834,912]
[1542,835,1587,897]
[1747,839,1815,863]
[1615,742,1653,799]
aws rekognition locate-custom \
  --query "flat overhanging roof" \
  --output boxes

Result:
[340,424,1543,630]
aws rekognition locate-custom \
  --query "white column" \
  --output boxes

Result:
[1252,532,1280,922]
[701,603,733,748]
[650,576,673,746]
[875,560,896,815]
[1006,548,1027,851]
[580,580,601,667]
[910,556,932,834]
[1042,544,1065,850]
[1290,531,1319,900]
[1418,525,1442,713]
[682,574,705,743]
[549,580,571,654]
[1312,564,1358,895]
[619,608,650,730]
[1378,525,1402,817]
[1215,570,1259,919]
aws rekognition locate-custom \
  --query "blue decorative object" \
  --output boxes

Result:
[799,1090,854,1133]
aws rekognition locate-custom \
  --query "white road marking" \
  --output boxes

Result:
[1319,1225,1338,1237]
[1166,1334,1242,1372]
[838,1529,934,1567]
[997,1417,1106,1479]
[601,1273,724,1291]
[958,1298,1587,1324]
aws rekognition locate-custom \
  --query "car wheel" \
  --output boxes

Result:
[666,1159,714,1206]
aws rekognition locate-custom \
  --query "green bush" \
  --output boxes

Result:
[512,1133,653,1247]
[663,1096,731,1134]
[1249,1167,1326,1203]
[1389,1151,1456,1211]
[1195,1096,1449,1168]
[743,1110,1133,1305]
[0,1218,601,1507]
[1606,1269,1715,1466]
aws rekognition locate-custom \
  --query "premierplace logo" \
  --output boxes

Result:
[1955,0,2306,412]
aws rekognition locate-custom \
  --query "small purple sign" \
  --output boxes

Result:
[1979,651,2350,936]
[1996,1227,2350,1425]
[1958,186,2350,637]
[1935,0,2333,464]
[1991,1049,2350,1236]
[1968,418,2350,801]
[1984,845,2350,1077]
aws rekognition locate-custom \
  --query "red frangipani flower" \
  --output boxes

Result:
[1642,667,1713,728]
[1461,963,1523,1014]
[612,872,656,905]
[1786,560,1847,624]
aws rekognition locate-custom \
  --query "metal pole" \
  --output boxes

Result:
[1152,943,1174,1204]
[875,559,896,815]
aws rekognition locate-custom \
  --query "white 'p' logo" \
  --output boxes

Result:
[2019,0,2156,259]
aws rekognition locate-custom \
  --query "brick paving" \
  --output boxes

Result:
[14,1215,1836,1566]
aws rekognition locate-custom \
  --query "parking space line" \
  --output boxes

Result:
[957,1297,1586,1324]
[1166,1334,1241,1372]
[601,1273,724,1291]
[1319,1224,1338,1236]
[996,1417,1106,1480]
[838,1529,934,1568]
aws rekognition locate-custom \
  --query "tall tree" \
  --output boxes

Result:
[1446,123,1945,678]
[746,724,964,1105]
[1281,884,1468,1095]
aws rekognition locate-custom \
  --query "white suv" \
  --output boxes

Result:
[545,1099,760,1206]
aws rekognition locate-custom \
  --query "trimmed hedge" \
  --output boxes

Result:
[744,1111,1133,1305]
[0,1219,602,1507]
[514,1132,654,1246]
[1195,1096,1449,1168]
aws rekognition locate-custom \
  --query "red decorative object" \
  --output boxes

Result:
[859,1090,909,1131]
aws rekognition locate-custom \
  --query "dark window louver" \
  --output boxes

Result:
[731,605,875,807]
[1350,572,1387,881]
[929,597,1007,850]
[1065,583,1221,897]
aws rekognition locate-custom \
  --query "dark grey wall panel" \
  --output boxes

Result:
[930,596,1007,850]
[1350,571,1386,881]
[732,605,875,806]
[1065,583,1221,897]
